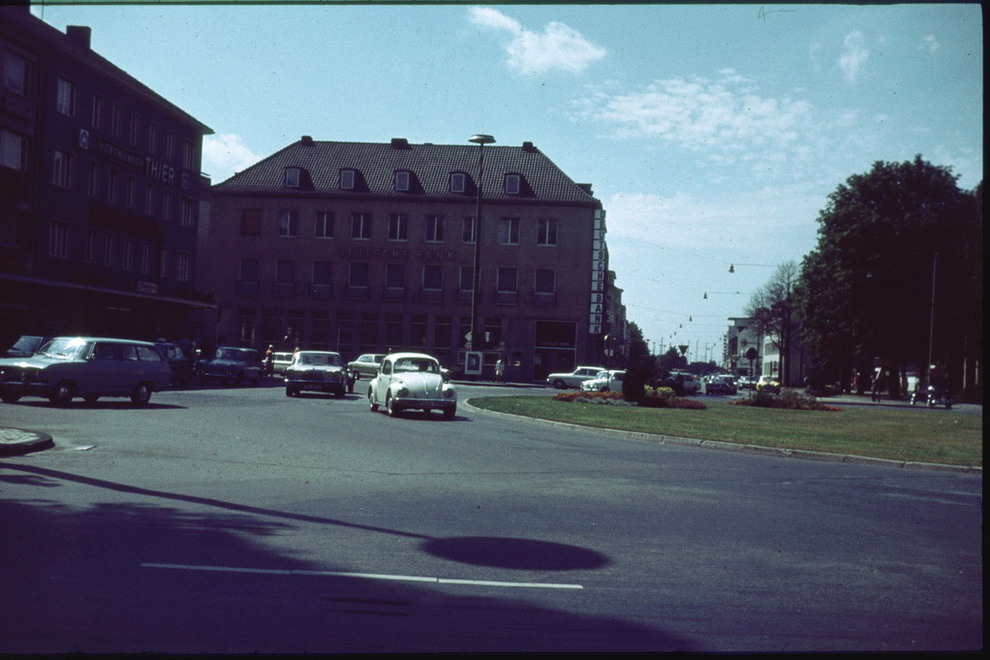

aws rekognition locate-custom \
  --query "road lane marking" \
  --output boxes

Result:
[141,562,583,590]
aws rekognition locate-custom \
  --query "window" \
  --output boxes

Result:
[450,172,466,193]
[351,212,371,240]
[144,185,156,216]
[462,216,476,244]
[125,176,136,209]
[84,230,96,263]
[284,167,301,188]
[498,217,519,245]
[386,263,405,288]
[147,122,158,154]
[122,240,133,271]
[241,209,262,236]
[107,169,118,202]
[537,218,558,246]
[276,259,295,284]
[183,140,195,169]
[425,215,445,242]
[180,198,194,227]
[277,210,298,237]
[162,190,173,221]
[52,149,74,188]
[111,104,123,138]
[385,314,403,347]
[423,264,443,290]
[49,222,69,258]
[535,268,556,293]
[504,174,521,195]
[88,163,99,197]
[56,78,76,116]
[141,243,152,274]
[239,258,260,282]
[3,51,30,96]
[91,94,103,129]
[340,169,355,190]
[394,170,410,191]
[177,252,192,282]
[129,114,140,146]
[497,267,518,292]
[388,214,408,241]
[0,130,25,171]
[459,265,474,291]
[165,131,175,161]
[312,261,333,286]
[434,316,452,350]
[315,211,334,238]
[104,234,114,267]
[410,315,427,348]
[159,248,169,278]
[349,263,370,299]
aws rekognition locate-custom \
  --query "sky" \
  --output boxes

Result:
[32,3,983,362]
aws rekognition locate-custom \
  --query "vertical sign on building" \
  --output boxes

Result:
[589,209,606,335]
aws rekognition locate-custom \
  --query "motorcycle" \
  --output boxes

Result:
[910,384,952,409]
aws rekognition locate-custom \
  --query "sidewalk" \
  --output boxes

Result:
[0,427,54,457]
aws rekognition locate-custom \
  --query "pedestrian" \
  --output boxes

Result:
[495,357,505,383]
[264,344,274,377]
[871,365,887,402]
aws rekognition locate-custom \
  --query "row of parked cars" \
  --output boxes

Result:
[0,335,457,418]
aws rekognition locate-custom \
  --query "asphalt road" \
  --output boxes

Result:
[0,381,982,653]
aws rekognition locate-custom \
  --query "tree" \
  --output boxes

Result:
[796,156,981,397]
[745,261,799,386]
[621,321,655,402]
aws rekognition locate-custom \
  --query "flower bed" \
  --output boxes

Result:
[638,386,707,409]
[734,390,842,411]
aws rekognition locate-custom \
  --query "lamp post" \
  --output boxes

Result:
[468,134,495,356]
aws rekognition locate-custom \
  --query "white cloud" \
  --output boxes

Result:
[202,133,264,183]
[573,72,813,169]
[838,31,869,83]
[468,6,605,76]
[919,34,940,53]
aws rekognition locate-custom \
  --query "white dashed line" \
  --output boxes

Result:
[141,562,583,590]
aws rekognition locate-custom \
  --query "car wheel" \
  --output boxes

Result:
[130,382,153,405]
[285,386,296,397]
[83,395,99,405]
[334,389,345,399]
[50,381,76,406]
[368,388,379,412]
[443,406,456,420]
[386,392,398,417]
[552,379,566,389]
[1,393,22,403]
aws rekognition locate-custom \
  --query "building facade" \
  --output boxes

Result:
[206,136,618,381]
[724,317,761,379]
[1,6,214,347]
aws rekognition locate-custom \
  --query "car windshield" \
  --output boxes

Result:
[394,357,440,374]
[297,353,341,366]
[38,337,91,359]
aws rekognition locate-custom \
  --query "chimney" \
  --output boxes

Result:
[390,138,410,149]
[522,141,537,152]
[300,135,315,146]
[577,183,594,195]
[66,26,92,50]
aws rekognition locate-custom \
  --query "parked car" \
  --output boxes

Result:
[546,365,607,390]
[737,376,757,390]
[155,341,196,387]
[0,336,171,406]
[705,375,737,395]
[284,351,351,398]
[581,369,626,392]
[4,335,49,358]
[367,352,456,419]
[348,353,387,379]
[197,347,263,385]
[270,352,294,376]
[662,371,701,395]
[756,375,781,393]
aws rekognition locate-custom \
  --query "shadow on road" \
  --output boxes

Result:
[0,462,695,653]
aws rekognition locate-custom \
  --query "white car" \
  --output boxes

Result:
[284,350,349,398]
[581,369,625,392]
[546,365,607,389]
[367,352,456,419]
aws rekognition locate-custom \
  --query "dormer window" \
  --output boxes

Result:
[449,172,466,193]
[340,169,355,190]
[284,167,301,188]
[504,174,521,195]
[394,170,410,192]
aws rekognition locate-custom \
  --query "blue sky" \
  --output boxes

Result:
[33,3,983,360]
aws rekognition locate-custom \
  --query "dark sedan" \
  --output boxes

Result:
[197,347,263,385]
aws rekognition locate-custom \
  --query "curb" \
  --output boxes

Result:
[0,427,55,457]
[461,400,982,475]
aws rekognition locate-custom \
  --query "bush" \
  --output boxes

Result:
[622,361,653,403]
[734,389,841,411]
[638,386,707,410]
[553,391,626,404]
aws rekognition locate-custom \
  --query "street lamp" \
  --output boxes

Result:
[468,134,495,354]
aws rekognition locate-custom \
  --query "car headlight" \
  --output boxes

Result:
[443,388,455,398]
[397,387,410,397]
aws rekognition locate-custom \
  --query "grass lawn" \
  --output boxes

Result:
[467,395,983,467]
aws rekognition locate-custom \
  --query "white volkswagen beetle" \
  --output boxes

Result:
[368,352,457,419]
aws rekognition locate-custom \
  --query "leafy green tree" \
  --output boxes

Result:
[797,156,981,397]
